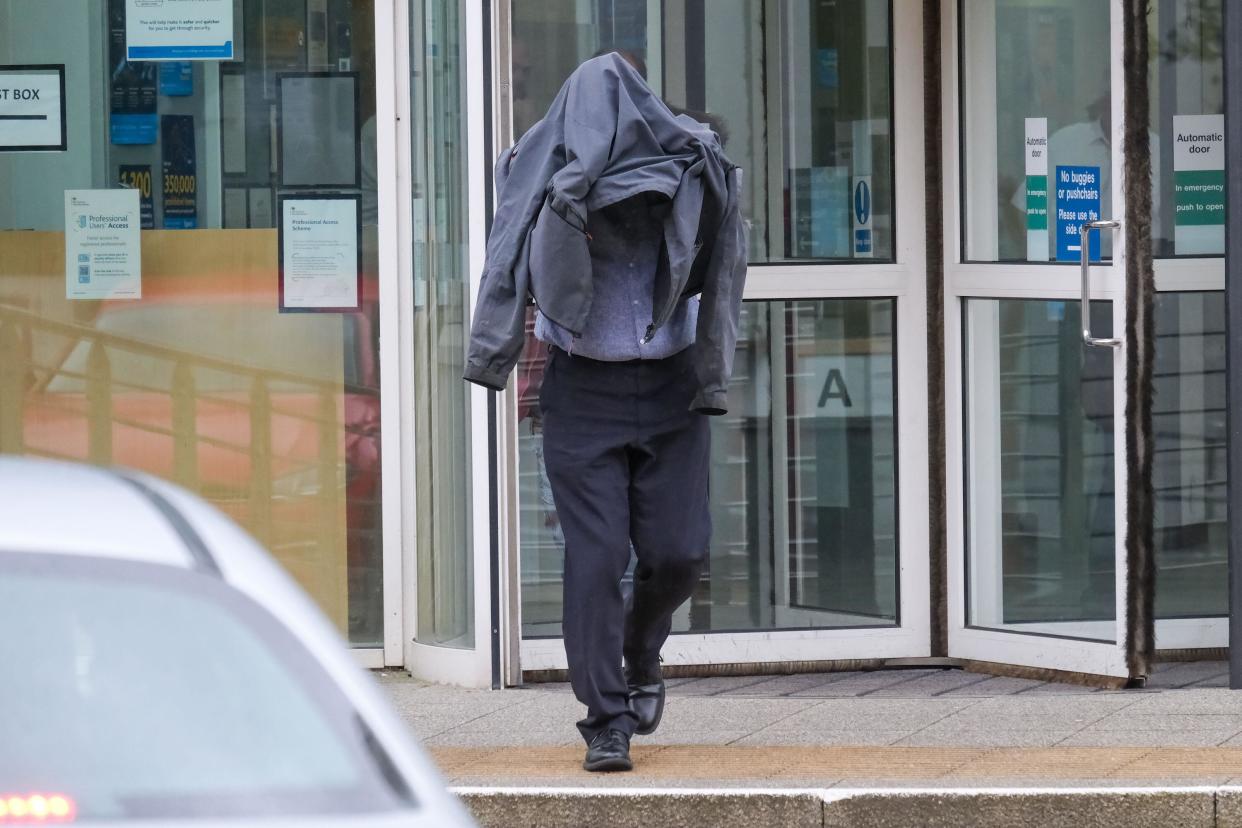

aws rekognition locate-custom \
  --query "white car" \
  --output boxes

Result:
[0,457,474,827]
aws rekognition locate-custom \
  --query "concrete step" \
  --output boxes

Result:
[457,786,1242,827]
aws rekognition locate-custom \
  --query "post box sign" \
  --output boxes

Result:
[0,66,66,152]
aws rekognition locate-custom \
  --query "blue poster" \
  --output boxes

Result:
[159,62,193,96]
[816,49,839,88]
[108,0,157,145]
[161,115,198,229]
[1054,165,1102,262]
[808,167,850,258]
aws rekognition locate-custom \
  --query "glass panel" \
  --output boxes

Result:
[779,299,899,626]
[965,299,1116,640]
[0,0,384,645]
[1154,292,1227,618]
[963,0,1226,261]
[411,0,473,647]
[517,299,898,637]
[509,0,894,263]
[1148,3,1227,621]
[961,0,1115,263]
[1151,0,1225,257]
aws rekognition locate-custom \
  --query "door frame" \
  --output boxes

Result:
[396,0,498,688]
[499,0,933,677]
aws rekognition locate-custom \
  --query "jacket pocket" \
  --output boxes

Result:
[529,196,593,334]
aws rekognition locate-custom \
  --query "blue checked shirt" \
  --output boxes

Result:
[535,195,698,361]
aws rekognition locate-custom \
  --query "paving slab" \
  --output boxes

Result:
[962,694,1137,716]
[1124,689,1242,714]
[665,676,777,696]
[1148,662,1231,689]
[895,728,1079,748]
[867,670,996,697]
[941,675,1048,696]
[713,672,857,696]
[1084,713,1242,732]
[731,729,909,747]
[1056,730,1238,748]
[787,670,944,697]
[745,697,977,735]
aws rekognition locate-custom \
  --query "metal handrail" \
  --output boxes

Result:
[1080,219,1123,348]
[0,302,378,398]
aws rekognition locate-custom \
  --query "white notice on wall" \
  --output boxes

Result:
[1172,113,1225,256]
[65,189,142,301]
[0,66,65,151]
[280,196,360,311]
[1024,117,1050,262]
[126,0,235,61]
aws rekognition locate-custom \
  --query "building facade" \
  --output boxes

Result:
[0,0,1227,687]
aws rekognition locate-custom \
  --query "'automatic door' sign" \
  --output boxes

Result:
[0,66,66,152]
[1173,114,1225,255]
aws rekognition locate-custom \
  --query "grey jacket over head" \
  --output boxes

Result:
[462,53,748,415]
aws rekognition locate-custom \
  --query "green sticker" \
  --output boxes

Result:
[1174,169,1226,227]
[1025,175,1048,231]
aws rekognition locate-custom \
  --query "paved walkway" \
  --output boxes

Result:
[382,661,1242,789]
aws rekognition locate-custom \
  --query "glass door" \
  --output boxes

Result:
[501,0,933,675]
[947,0,1228,679]
[1148,0,1226,652]
[946,0,1134,678]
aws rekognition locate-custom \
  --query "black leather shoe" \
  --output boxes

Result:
[583,729,632,772]
[627,664,666,736]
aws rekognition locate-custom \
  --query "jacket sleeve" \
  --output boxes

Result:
[463,232,533,391]
[690,167,748,415]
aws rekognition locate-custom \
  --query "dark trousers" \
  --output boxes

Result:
[539,345,710,744]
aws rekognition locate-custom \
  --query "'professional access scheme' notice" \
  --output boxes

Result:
[65,189,142,301]
[279,196,360,312]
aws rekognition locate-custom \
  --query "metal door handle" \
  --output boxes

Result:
[1081,219,1122,349]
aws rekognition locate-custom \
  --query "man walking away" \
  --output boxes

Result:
[464,53,748,772]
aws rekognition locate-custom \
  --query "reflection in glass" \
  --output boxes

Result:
[963,0,1226,262]
[965,299,1115,639]
[962,0,1120,262]
[518,300,898,638]
[783,300,898,624]
[411,0,474,648]
[0,0,385,646]
[510,0,894,263]
[1153,293,1227,618]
